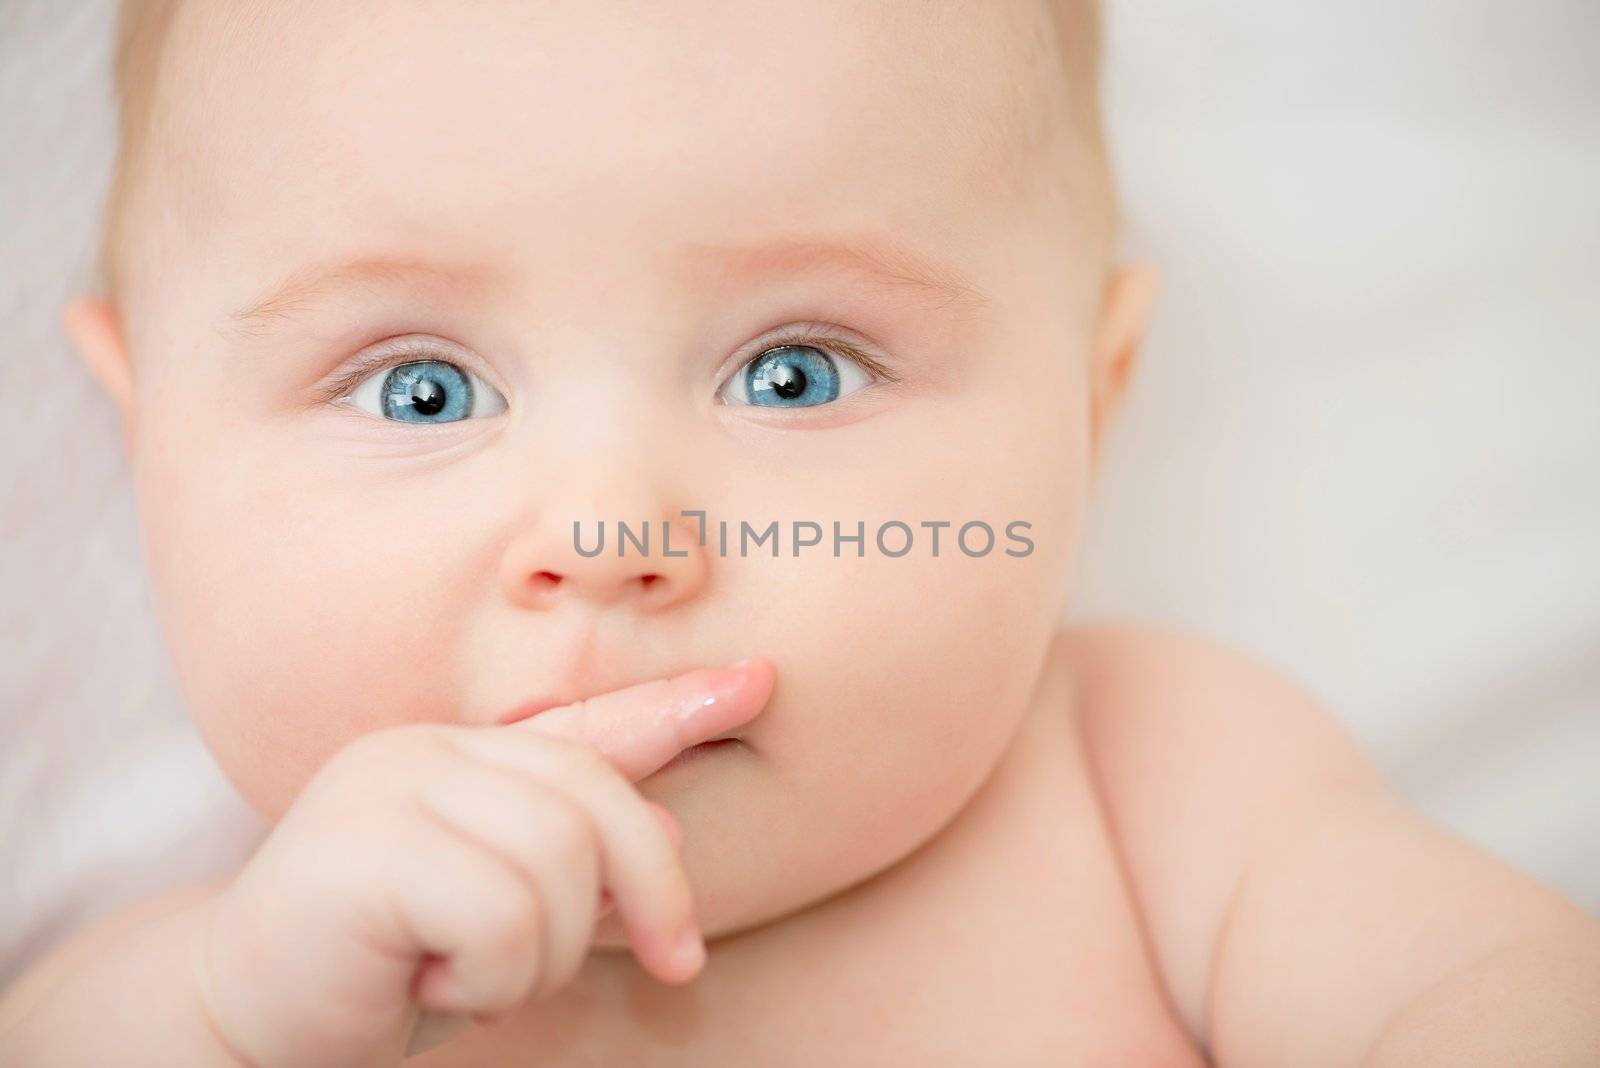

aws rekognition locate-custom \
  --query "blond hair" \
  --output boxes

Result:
[99,0,1114,305]
[101,0,183,307]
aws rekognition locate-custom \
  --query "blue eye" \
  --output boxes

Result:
[717,344,875,408]
[348,359,508,424]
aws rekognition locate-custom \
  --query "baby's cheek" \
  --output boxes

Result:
[136,441,475,821]
[203,559,452,819]
[723,544,1049,907]
[778,397,1081,852]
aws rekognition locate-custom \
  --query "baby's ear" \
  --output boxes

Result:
[62,295,136,443]
[1087,263,1158,467]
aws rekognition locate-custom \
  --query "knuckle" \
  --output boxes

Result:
[471,876,545,958]
[473,894,545,1009]
[341,723,446,771]
[569,750,647,818]
[537,794,598,862]
[557,736,617,781]
[319,726,453,810]
[478,978,532,1015]
[531,951,582,1003]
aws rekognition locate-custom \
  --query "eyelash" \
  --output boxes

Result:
[719,323,902,395]
[316,338,478,405]
[317,324,901,408]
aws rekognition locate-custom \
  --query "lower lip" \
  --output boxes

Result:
[656,738,740,773]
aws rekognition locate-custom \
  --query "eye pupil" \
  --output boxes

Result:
[768,363,806,399]
[410,377,446,415]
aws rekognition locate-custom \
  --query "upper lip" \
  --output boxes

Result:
[497,696,568,726]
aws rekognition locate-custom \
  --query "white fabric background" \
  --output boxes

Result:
[2,0,1596,989]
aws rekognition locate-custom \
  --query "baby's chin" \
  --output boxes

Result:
[588,907,716,951]
[587,912,698,960]
[587,895,762,954]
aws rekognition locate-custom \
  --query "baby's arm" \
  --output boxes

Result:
[2,662,765,1066]
[1066,622,1600,1067]
[0,881,249,1065]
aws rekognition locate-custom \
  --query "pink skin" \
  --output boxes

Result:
[65,0,1153,963]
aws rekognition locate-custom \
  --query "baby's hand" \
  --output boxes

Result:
[194,660,774,1068]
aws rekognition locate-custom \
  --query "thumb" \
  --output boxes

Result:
[514,658,775,781]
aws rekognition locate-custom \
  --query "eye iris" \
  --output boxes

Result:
[381,361,472,423]
[745,346,839,407]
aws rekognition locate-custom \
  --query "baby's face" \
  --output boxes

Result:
[111,0,1113,938]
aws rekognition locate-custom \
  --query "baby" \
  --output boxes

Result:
[4,0,1599,1064]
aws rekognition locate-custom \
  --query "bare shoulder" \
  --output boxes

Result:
[1056,617,1369,767]
[1054,619,1383,825]
[1050,621,1388,1040]
[1053,620,1600,1063]
[0,880,229,1033]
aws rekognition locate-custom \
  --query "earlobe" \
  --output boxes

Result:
[1087,263,1159,466]
[62,295,136,425]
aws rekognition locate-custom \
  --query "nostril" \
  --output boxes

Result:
[640,574,661,589]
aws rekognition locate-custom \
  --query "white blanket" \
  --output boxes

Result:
[3,0,1596,988]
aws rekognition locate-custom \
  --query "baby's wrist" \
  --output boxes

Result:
[186,894,260,1068]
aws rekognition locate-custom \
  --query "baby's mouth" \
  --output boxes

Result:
[496,695,566,726]
[654,737,742,773]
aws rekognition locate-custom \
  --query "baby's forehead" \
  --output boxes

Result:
[143,1,1075,285]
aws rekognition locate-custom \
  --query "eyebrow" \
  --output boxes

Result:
[226,235,991,339]
[672,234,992,321]
[227,256,496,339]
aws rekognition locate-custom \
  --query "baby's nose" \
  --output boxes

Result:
[497,513,708,613]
